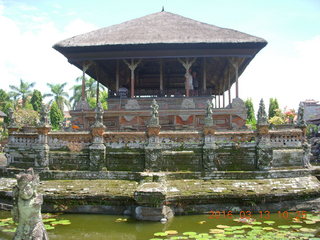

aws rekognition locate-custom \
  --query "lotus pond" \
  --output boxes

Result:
[0,210,320,240]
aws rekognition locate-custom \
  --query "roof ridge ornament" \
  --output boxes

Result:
[161,6,164,12]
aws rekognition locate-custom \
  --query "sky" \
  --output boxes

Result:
[0,0,320,112]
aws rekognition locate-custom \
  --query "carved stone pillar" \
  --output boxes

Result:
[35,126,51,169]
[256,99,272,170]
[4,108,20,166]
[202,100,218,171]
[145,100,162,171]
[89,103,106,171]
[145,125,162,171]
[203,128,218,171]
[34,105,51,169]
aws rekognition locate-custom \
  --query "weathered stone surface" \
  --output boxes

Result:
[89,143,106,171]
[12,169,48,240]
[134,205,174,221]
[272,149,304,167]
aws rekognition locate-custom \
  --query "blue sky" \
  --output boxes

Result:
[0,0,320,110]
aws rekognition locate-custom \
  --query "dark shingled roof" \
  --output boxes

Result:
[54,11,267,49]
[0,111,6,117]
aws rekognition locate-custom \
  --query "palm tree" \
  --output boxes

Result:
[70,77,105,109]
[44,83,70,112]
[9,79,35,108]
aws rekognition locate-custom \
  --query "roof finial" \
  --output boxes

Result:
[161,6,164,12]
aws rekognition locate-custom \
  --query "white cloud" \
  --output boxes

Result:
[240,35,320,112]
[0,4,97,105]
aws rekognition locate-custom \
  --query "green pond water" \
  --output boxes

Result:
[1,210,320,240]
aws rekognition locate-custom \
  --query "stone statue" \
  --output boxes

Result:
[204,99,214,127]
[92,102,105,128]
[38,104,50,127]
[148,99,159,126]
[257,99,268,125]
[8,108,17,127]
[296,102,306,127]
[12,168,49,240]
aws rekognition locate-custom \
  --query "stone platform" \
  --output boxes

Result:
[1,168,320,221]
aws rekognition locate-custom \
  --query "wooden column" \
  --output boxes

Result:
[95,64,100,104]
[228,69,231,105]
[81,62,92,101]
[203,58,207,92]
[223,92,225,108]
[235,64,239,98]
[214,96,217,108]
[160,59,163,92]
[124,59,141,98]
[116,60,119,92]
[178,58,196,97]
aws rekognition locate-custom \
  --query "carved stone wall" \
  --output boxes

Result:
[5,125,309,172]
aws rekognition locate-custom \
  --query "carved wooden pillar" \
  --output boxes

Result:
[203,57,207,92]
[124,59,141,98]
[228,69,231,106]
[178,58,196,97]
[116,60,120,92]
[160,59,163,94]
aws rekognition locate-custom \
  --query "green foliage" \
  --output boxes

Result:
[269,116,285,125]
[245,98,256,120]
[307,124,318,138]
[50,101,64,130]
[70,77,107,110]
[88,91,108,110]
[245,98,256,130]
[9,79,35,108]
[0,89,13,124]
[30,90,43,112]
[14,108,39,127]
[268,98,279,119]
[45,83,70,112]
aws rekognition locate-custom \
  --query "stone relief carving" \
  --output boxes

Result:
[125,99,140,110]
[181,98,195,109]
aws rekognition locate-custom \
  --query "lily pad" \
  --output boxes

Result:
[154,232,168,237]
[165,230,178,235]
[216,225,230,229]
[251,221,262,225]
[263,221,275,225]
[182,232,197,236]
[51,220,71,225]
[262,227,274,231]
[278,225,290,229]
[209,229,224,234]
[304,220,316,224]
[43,218,57,223]
[290,224,302,229]
[44,224,55,230]
[300,228,317,233]
[2,228,16,233]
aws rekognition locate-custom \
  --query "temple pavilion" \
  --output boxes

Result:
[53,11,267,131]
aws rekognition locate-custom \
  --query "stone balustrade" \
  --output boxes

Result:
[4,123,309,172]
